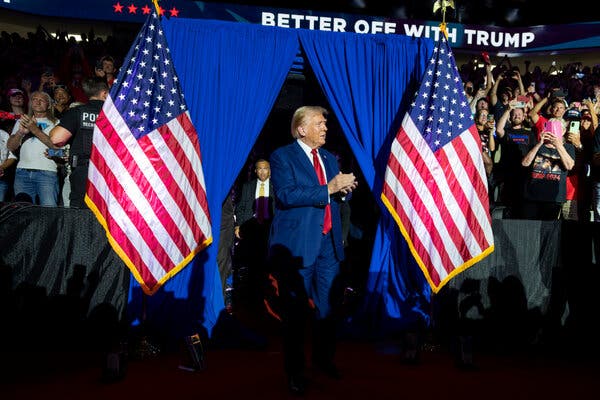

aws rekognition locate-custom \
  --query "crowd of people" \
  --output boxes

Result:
[2,26,600,222]
[462,57,600,222]
[3,21,600,395]
[0,26,127,204]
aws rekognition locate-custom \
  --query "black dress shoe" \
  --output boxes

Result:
[288,374,306,395]
[315,362,342,379]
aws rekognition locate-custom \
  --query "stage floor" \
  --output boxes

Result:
[1,328,598,400]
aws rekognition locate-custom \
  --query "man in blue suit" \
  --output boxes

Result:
[269,106,357,395]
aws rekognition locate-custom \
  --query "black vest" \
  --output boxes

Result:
[69,100,103,165]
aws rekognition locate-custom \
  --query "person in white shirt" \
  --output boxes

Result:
[7,91,61,205]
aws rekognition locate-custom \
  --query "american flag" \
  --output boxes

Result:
[86,12,212,295]
[381,36,494,293]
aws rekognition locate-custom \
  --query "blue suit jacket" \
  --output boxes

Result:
[268,141,345,267]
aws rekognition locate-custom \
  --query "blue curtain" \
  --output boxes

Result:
[299,30,435,336]
[127,18,299,338]
[127,17,436,340]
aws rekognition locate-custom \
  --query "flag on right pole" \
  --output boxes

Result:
[381,35,494,293]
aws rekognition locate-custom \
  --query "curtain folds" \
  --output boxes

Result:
[299,30,434,335]
[127,19,299,337]
[127,17,435,338]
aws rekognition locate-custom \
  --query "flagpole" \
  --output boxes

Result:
[132,289,161,360]
[430,1,479,368]
[152,0,161,15]
[131,0,163,361]
[422,0,456,356]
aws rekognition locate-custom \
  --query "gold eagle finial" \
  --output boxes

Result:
[433,0,454,38]
[433,0,455,15]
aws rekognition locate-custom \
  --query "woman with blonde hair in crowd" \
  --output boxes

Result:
[6,90,61,205]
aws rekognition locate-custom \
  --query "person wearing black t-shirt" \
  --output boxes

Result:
[49,77,108,208]
[520,121,575,220]
[495,101,536,218]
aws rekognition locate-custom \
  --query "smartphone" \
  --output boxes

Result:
[514,101,526,108]
[47,148,65,157]
[568,121,580,134]
[544,120,563,140]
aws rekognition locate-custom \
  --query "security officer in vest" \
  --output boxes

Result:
[50,77,109,208]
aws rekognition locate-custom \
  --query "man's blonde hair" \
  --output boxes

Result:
[290,106,328,138]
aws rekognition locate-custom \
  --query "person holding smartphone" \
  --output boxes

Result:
[562,111,585,220]
[529,92,568,142]
[525,81,542,104]
[566,101,598,221]
[520,119,575,220]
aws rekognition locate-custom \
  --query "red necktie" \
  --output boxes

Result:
[312,149,332,234]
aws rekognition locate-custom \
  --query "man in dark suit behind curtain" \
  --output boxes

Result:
[234,159,275,312]
[268,106,357,395]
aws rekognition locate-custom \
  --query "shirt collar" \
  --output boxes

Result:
[297,138,316,158]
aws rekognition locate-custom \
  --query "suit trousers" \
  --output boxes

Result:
[275,232,341,376]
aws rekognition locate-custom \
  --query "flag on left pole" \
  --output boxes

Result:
[86,12,212,295]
